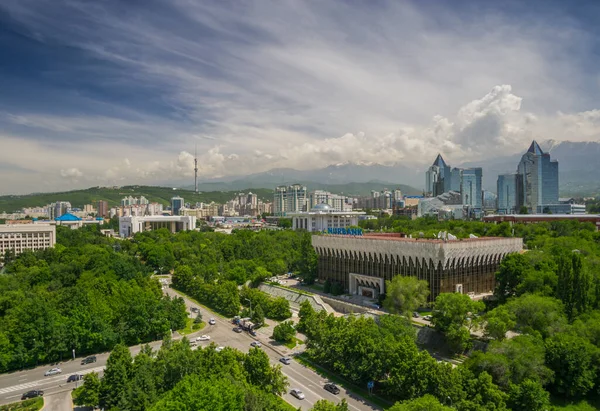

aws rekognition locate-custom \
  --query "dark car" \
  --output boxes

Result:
[324,383,340,395]
[81,355,97,365]
[233,327,243,333]
[67,374,84,383]
[21,390,43,400]
[249,329,257,337]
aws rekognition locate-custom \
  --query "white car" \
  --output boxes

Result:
[215,346,225,352]
[250,341,262,348]
[196,335,211,341]
[44,368,62,376]
[209,318,216,325]
[290,389,305,400]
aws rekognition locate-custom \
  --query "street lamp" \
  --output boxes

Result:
[244,298,253,318]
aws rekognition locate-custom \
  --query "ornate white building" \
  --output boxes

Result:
[288,203,365,232]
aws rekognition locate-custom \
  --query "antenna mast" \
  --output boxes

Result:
[194,144,198,193]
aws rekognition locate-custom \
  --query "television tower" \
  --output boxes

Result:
[194,144,198,193]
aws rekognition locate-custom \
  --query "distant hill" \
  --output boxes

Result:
[0,186,274,213]
[190,180,421,197]
[0,181,422,213]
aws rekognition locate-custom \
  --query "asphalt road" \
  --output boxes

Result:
[0,288,381,411]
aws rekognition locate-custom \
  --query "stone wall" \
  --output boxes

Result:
[258,284,333,313]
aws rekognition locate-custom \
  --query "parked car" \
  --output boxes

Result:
[423,315,432,321]
[191,307,199,313]
[196,335,211,341]
[412,312,420,318]
[279,357,291,365]
[215,346,225,352]
[324,383,340,395]
[209,318,216,325]
[233,327,243,333]
[249,329,257,337]
[81,356,97,365]
[250,341,262,348]
[44,368,62,376]
[21,390,43,400]
[290,389,305,400]
[67,374,84,383]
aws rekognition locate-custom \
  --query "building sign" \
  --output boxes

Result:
[326,227,363,236]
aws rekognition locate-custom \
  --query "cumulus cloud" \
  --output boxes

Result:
[60,167,83,180]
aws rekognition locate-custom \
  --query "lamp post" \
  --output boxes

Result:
[244,298,253,319]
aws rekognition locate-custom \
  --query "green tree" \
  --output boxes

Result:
[383,276,430,317]
[311,399,349,411]
[278,218,292,229]
[388,394,452,411]
[73,372,101,407]
[519,206,528,214]
[299,232,318,285]
[557,253,591,321]
[251,304,265,326]
[268,297,292,320]
[244,348,288,395]
[432,293,483,352]
[194,311,203,324]
[272,321,296,343]
[484,305,516,341]
[99,343,133,410]
[507,379,550,411]
[126,352,158,411]
[545,333,598,398]
[494,253,530,302]
[297,299,317,334]
[506,294,567,338]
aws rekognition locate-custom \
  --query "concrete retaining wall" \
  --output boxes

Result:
[258,284,334,313]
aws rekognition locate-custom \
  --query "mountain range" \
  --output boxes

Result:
[191,140,599,197]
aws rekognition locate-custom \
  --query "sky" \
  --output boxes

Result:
[1,0,600,194]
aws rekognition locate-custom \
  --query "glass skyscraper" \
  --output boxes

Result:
[497,174,521,214]
[461,168,483,211]
[517,141,559,213]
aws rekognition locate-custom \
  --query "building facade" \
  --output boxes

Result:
[517,141,559,213]
[288,203,365,232]
[171,196,184,216]
[496,174,520,214]
[0,224,56,257]
[312,233,523,300]
[119,215,196,237]
[426,154,451,196]
[273,184,308,216]
[97,200,109,218]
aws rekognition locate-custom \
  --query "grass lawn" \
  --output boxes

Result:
[296,354,393,409]
[283,337,304,349]
[178,317,206,335]
[0,398,43,411]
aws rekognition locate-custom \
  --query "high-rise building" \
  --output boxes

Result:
[517,141,559,213]
[273,184,307,216]
[97,200,109,218]
[171,196,184,216]
[425,155,451,197]
[48,201,71,219]
[308,190,348,212]
[497,174,520,214]
[461,168,483,212]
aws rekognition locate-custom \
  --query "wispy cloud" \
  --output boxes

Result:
[0,0,599,193]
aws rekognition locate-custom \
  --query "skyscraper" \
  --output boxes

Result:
[497,174,520,214]
[171,196,184,216]
[425,154,451,196]
[273,184,308,216]
[461,168,483,211]
[517,141,559,213]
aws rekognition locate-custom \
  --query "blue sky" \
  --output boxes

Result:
[1,0,599,194]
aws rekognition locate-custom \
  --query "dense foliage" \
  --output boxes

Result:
[0,226,186,372]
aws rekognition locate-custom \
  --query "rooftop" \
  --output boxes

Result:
[329,232,512,243]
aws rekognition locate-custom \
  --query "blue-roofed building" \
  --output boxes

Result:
[54,213,102,229]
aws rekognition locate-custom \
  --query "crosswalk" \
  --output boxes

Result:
[0,366,105,396]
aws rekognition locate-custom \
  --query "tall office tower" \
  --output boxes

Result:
[49,201,71,219]
[247,192,258,208]
[171,196,184,216]
[138,196,149,205]
[97,200,109,218]
[517,141,559,213]
[460,168,483,211]
[497,174,521,214]
[425,154,451,196]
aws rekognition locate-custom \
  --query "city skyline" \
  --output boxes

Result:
[1,1,600,194]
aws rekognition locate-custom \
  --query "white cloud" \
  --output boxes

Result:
[60,167,83,180]
[0,1,599,194]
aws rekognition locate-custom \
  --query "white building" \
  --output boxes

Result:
[273,184,308,216]
[288,203,365,232]
[119,215,196,238]
[0,224,56,257]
